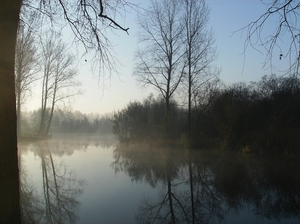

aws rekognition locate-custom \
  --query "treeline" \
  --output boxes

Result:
[112,95,185,143]
[112,75,300,153]
[21,109,113,135]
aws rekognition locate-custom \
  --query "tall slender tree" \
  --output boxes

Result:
[38,33,81,137]
[15,10,39,137]
[180,2,219,222]
[134,0,185,139]
[181,0,219,145]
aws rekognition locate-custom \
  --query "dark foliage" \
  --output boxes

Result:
[197,75,300,152]
[112,95,186,143]
[113,75,300,153]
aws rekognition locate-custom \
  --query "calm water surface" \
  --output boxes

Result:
[18,135,300,224]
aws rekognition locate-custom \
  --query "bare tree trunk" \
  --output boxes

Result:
[0,1,22,223]
[44,80,57,136]
[17,87,22,137]
[44,102,54,136]
[39,70,50,136]
[165,95,170,140]
[16,66,22,137]
[38,77,46,135]
[188,61,192,144]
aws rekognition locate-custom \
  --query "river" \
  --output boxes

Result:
[18,135,300,224]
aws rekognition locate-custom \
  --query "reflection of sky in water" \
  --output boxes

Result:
[19,138,300,224]
[68,146,158,224]
[20,140,159,224]
[20,149,43,192]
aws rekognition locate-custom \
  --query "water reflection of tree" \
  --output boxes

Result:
[187,158,227,224]
[112,143,179,187]
[201,152,300,222]
[112,144,226,224]
[20,159,43,224]
[20,141,86,224]
[112,144,300,224]
[249,156,300,221]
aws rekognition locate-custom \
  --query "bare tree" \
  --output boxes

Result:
[241,0,300,74]
[134,0,185,138]
[0,0,131,222]
[15,10,40,137]
[38,33,81,137]
[24,0,133,76]
[181,0,219,145]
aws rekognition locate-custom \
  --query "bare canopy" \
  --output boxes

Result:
[240,0,300,72]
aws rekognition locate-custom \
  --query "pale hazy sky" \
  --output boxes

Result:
[24,0,290,115]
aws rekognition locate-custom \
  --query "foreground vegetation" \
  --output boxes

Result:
[112,74,300,154]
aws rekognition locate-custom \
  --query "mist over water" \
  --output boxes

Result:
[19,135,300,224]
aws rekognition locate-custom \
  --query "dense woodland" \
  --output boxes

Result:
[112,74,300,154]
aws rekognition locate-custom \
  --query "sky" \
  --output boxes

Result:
[24,0,291,115]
